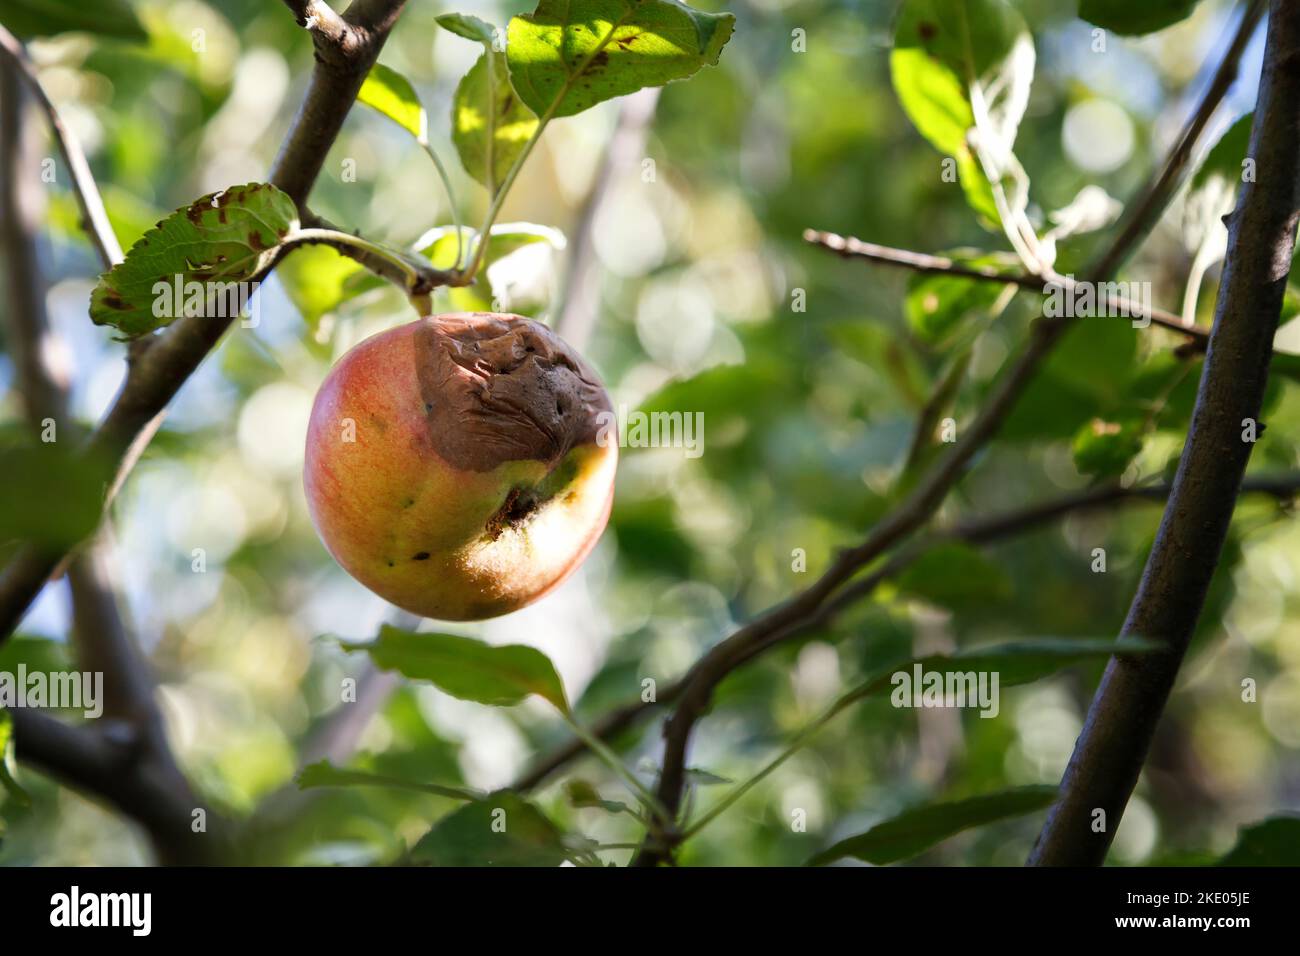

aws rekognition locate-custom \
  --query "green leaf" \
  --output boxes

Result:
[1001,379,1095,443]
[89,183,298,337]
[1042,309,1138,398]
[1218,817,1300,866]
[358,63,427,142]
[453,51,540,191]
[891,0,1035,214]
[807,785,1057,865]
[505,0,735,119]
[0,0,147,42]
[1079,0,1202,36]
[564,779,633,814]
[414,223,566,270]
[1072,417,1144,479]
[341,626,569,711]
[436,12,498,45]
[296,760,478,802]
[890,39,971,157]
[438,16,537,193]
[684,767,732,786]
[0,635,71,675]
[891,0,1034,228]
[895,542,1012,608]
[0,711,31,809]
[904,251,1016,344]
[956,148,1000,225]
[410,791,568,866]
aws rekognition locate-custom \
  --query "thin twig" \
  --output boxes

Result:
[0,23,122,269]
[299,211,453,296]
[803,229,1207,347]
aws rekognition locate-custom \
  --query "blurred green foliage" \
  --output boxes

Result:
[2,0,1300,867]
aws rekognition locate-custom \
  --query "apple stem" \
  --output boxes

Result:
[292,227,444,314]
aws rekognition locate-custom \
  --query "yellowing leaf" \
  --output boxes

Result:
[89,182,298,337]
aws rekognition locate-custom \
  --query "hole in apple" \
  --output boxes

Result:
[485,486,543,539]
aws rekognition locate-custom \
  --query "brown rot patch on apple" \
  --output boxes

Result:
[412,314,612,473]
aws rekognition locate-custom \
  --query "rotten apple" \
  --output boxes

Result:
[304,312,617,621]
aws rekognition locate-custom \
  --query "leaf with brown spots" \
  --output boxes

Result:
[506,0,735,119]
[89,182,298,337]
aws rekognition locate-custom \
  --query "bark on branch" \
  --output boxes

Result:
[1029,0,1300,867]
[1,0,410,860]
[0,0,411,648]
[0,59,212,863]
[10,710,221,864]
[633,4,1264,863]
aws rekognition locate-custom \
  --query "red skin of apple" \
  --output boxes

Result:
[304,312,617,621]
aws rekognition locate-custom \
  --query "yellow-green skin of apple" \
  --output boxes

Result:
[304,312,618,621]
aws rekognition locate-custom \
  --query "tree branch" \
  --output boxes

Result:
[633,1,1263,866]
[0,0,412,648]
[9,709,221,864]
[803,229,1207,347]
[1028,0,1300,867]
[281,0,351,49]
[1,60,211,863]
[271,0,405,206]
[0,24,122,269]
